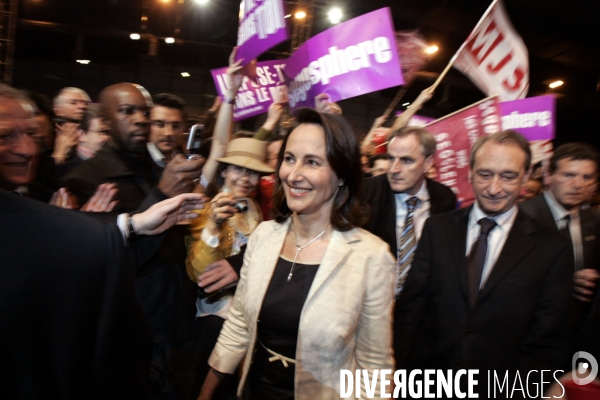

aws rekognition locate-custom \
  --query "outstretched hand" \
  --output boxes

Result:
[49,187,79,209]
[80,183,119,212]
[198,259,239,293]
[132,193,208,236]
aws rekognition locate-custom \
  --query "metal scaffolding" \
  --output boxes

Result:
[0,0,18,85]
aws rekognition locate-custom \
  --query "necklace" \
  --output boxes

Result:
[287,226,328,283]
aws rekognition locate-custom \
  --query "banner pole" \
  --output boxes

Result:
[382,86,409,118]
[429,0,499,91]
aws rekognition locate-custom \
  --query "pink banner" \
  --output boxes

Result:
[425,97,501,208]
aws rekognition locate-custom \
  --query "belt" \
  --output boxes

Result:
[259,340,296,368]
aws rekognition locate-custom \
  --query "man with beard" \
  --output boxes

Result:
[62,83,204,400]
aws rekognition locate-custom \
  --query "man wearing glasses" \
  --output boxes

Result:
[148,93,186,168]
[395,131,574,395]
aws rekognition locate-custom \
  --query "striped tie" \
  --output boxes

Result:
[396,196,420,296]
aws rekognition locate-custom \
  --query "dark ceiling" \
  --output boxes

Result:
[13,0,600,144]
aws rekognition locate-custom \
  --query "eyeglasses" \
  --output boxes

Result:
[474,171,521,185]
[228,165,260,178]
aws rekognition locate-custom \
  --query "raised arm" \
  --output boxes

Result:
[203,48,244,182]
[389,86,435,137]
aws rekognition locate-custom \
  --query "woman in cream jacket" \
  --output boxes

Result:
[198,109,396,400]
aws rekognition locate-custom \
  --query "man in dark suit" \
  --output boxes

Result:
[361,126,456,290]
[0,190,153,400]
[520,142,600,304]
[395,131,574,395]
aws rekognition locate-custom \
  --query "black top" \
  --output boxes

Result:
[258,257,319,358]
[247,257,319,399]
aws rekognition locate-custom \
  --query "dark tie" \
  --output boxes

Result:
[467,218,497,308]
[558,215,571,242]
[396,196,421,295]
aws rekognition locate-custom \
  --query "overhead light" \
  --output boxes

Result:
[165,37,175,44]
[402,102,410,106]
[76,60,90,64]
[328,8,342,24]
[195,0,209,4]
[130,33,141,40]
[425,45,439,54]
[160,0,170,3]
[284,14,292,18]
[549,80,564,89]
[295,10,306,19]
[181,72,190,77]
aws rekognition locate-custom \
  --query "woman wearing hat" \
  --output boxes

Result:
[186,137,274,399]
[197,109,395,400]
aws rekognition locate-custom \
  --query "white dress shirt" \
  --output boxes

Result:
[147,142,166,168]
[466,202,518,289]
[544,190,583,270]
[394,180,431,245]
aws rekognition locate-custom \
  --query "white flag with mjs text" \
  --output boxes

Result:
[453,0,529,101]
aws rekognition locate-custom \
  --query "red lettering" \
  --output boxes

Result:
[503,67,526,92]
[467,19,504,65]
[486,52,513,74]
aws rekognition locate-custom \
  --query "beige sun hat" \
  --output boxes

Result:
[215,138,275,174]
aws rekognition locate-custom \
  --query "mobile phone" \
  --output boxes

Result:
[186,124,204,156]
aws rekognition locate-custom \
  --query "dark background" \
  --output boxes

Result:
[12,0,600,145]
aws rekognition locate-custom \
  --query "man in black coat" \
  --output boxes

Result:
[61,83,204,399]
[361,126,456,273]
[520,142,600,364]
[0,191,153,400]
[395,131,573,396]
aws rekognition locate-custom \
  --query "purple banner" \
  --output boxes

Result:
[236,0,288,64]
[284,8,404,109]
[499,95,555,141]
[211,60,288,121]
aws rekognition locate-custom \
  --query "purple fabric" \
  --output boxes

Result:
[499,95,555,141]
[236,0,289,65]
[284,8,404,109]
[211,60,288,122]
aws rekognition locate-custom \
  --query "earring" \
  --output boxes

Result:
[338,180,344,187]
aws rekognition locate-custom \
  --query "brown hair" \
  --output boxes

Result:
[549,142,599,175]
[271,108,364,231]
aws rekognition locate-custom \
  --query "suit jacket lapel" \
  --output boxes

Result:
[478,211,536,302]
[304,229,358,305]
[580,209,598,270]
[450,207,471,299]
[383,183,398,257]
[535,195,558,232]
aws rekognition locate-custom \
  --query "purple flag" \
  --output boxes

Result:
[211,60,288,122]
[499,95,555,141]
[284,8,404,109]
[236,0,288,65]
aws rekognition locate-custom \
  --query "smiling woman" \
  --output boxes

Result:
[197,108,396,400]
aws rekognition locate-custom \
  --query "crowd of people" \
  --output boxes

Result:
[1,46,600,400]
